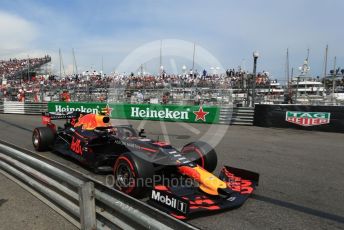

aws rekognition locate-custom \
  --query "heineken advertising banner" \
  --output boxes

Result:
[254,104,344,133]
[48,102,220,124]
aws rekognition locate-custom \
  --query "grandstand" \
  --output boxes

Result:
[0,56,51,101]
[1,56,51,80]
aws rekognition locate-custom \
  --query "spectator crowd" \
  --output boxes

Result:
[109,68,275,90]
[1,54,308,104]
[0,56,51,101]
[0,56,51,79]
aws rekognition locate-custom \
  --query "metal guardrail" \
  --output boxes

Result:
[0,140,197,230]
[231,107,254,125]
[23,102,48,114]
[2,101,24,114]
[0,101,47,115]
[219,107,254,125]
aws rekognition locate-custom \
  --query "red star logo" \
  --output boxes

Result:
[193,106,209,122]
[102,104,113,116]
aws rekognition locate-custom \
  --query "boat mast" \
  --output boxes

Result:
[59,48,62,79]
[323,45,328,79]
[332,56,337,103]
[305,49,310,96]
[295,73,299,103]
[27,54,30,81]
[159,40,162,76]
[101,56,104,77]
[72,48,78,76]
[285,48,290,92]
[61,53,66,77]
[58,49,66,77]
[140,64,144,76]
[72,50,74,75]
[192,42,196,76]
[306,48,310,62]
[290,67,293,96]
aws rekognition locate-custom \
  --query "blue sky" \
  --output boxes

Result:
[0,0,343,80]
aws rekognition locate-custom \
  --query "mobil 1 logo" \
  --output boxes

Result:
[150,189,189,214]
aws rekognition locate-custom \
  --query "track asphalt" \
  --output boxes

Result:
[0,114,343,230]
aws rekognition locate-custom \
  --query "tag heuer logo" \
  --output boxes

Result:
[285,111,331,127]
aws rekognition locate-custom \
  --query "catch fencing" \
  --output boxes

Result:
[1,86,233,106]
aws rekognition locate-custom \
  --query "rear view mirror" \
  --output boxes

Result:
[139,129,146,137]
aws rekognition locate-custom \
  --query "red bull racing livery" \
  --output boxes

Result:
[32,111,259,219]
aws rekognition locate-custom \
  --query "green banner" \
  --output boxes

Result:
[48,102,220,124]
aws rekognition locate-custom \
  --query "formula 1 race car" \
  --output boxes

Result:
[32,111,259,219]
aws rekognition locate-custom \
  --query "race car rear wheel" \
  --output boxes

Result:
[181,141,217,172]
[32,127,55,151]
[113,153,154,197]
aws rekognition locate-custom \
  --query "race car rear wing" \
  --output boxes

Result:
[42,111,83,120]
[41,111,87,124]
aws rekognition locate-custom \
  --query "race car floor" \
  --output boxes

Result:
[0,114,343,230]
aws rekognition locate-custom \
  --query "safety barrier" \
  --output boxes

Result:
[0,101,48,115]
[48,102,221,124]
[219,106,254,125]
[2,101,24,114]
[24,102,48,114]
[0,140,197,230]
[0,101,254,126]
[254,104,344,133]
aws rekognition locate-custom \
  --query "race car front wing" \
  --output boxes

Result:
[148,166,259,219]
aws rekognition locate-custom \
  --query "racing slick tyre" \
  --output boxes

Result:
[181,141,217,172]
[32,127,55,151]
[113,153,154,197]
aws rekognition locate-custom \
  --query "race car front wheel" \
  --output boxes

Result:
[32,127,55,151]
[113,153,154,197]
[181,141,217,172]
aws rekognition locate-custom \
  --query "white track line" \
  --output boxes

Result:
[137,119,147,130]
[178,122,201,135]
[160,121,170,143]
